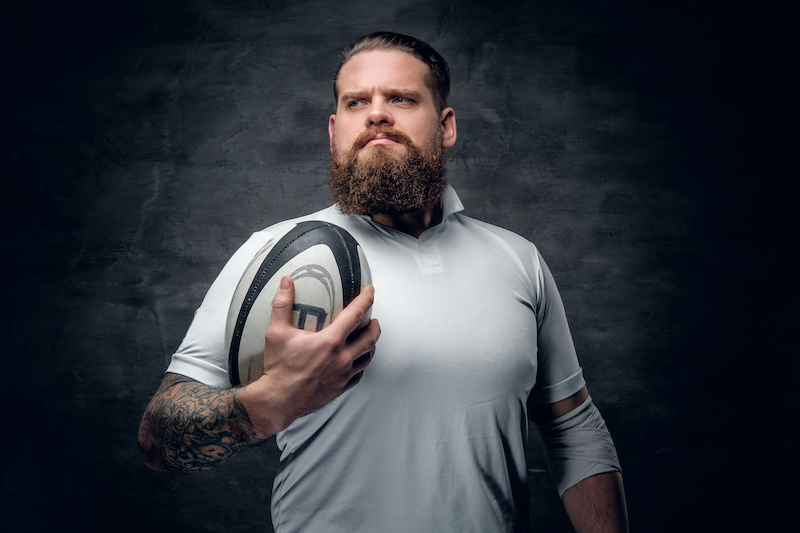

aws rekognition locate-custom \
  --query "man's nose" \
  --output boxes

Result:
[366,99,393,127]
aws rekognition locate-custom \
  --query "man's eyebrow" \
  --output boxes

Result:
[339,88,424,103]
[387,88,423,100]
[339,91,365,103]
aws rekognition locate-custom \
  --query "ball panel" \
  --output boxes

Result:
[298,223,363,308]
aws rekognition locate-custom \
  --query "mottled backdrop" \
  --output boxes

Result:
[1,1,790,532]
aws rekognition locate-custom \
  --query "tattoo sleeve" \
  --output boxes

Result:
[138,373,263,473]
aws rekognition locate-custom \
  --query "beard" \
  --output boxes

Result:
[328,126,447,216]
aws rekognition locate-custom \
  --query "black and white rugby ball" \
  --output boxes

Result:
[225,221,372,386]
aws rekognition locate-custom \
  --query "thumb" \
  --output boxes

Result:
[269,276,295,327]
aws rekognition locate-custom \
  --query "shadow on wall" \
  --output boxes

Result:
[1,1,786,532]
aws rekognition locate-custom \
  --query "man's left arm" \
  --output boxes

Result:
[561,470,628,533]
[529,386,629,533]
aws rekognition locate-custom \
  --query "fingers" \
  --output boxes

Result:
[266,278,378,395]
[269,276,296,328]
[345,316,379,361]
[352,351,371,369]
[328,285,375,339]
[346,370,364,390]
[272,279,373,337]
[352,319,379,361]
[344,319,379,390]
[345,331,377,390]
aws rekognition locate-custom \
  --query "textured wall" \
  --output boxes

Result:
[2,1,788,532]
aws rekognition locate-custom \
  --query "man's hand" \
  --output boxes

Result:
[238,276,380,438]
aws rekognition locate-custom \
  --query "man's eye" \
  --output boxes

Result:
[348,100,363,108]
[393,97,409,104]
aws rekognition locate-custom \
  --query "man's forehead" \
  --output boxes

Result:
[336,50,432,98]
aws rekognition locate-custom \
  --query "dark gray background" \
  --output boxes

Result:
[2,1,791,532]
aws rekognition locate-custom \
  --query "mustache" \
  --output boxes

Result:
[353,127,415,150]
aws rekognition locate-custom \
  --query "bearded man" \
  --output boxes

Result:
[139,32,629,533]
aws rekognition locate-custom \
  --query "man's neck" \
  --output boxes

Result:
[371,203,443,239]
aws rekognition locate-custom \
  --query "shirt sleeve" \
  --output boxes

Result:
[166,230,276,388]
[527,249,586,405]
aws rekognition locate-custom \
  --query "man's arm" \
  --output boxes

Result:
[562,471,629,533]
[138,373,263,472]
[139,277,380,472]
[529,387,629,533]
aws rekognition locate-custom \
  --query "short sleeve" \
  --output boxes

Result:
[528,250,586,405]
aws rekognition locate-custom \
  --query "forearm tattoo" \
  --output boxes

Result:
[138,374,262,472]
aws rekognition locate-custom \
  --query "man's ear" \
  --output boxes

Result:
[328,114,336,153]
[440,108,457,149]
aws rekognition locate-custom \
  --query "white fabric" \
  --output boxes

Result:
[168,186,586,532]
[533,396,621,497]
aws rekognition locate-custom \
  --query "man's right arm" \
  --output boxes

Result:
[138,372,265,472]
[138,277,379,473]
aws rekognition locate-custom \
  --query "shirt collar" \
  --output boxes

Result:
[441,184,465,220]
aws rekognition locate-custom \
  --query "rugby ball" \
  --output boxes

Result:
[225,221,372,386]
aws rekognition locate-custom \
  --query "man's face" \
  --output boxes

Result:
[328,49,457,215]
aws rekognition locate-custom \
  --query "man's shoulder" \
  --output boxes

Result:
[451,212,539,254]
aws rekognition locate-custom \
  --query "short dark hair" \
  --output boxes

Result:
[333,32,451,113]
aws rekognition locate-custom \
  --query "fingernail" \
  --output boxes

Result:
[280,277,291,291]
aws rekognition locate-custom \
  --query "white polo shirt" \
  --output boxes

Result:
[168,186,585,532]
